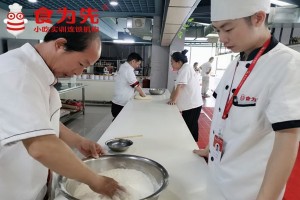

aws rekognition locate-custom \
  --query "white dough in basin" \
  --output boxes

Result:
[73,168,155,200]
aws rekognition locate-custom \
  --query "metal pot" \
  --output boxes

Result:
[57,154,169,200]
[149,88,165,95]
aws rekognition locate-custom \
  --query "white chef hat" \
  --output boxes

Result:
[211,0,271,21]
[9,3,23,13]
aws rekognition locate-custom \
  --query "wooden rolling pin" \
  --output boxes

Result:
[115,134,143,139]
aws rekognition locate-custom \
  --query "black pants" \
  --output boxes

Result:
[182,106,202,142]
[111,102,124,120]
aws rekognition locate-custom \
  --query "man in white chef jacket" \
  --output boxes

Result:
[0,17,123,200]
[111,52,146,119]
[200,57,214,98]
[193,0,300,199]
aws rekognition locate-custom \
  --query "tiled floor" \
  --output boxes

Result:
[198,106,214,149]
[64,106,113,142]
[284,146,300,199]
[197,75,218,149]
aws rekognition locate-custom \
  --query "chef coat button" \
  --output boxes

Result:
[213,130,215,134]
[232,88,236,93]
[211,156,214,162]
[219,108,221,112]
[225,85,229,90]
[245,63,250,68]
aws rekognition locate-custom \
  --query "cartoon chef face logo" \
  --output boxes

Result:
[3,3,28,37]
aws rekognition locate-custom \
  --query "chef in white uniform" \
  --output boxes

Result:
[111,52,146,120]
[200,57,214,98]
[193,0,300,199]
[0,18,123,200]
[168,50,203,142]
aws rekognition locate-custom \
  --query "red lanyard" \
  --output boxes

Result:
[222,37,271,119]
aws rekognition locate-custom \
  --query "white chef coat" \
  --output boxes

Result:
[0,43,61,200]
[208,37,300,200]
[112,62,139,106]
[175,63,203,111]
[195,70,201,83]
[201,61,212,77]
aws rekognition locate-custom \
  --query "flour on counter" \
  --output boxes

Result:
[73,168,155,200]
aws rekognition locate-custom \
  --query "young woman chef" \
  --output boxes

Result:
[194,0,300,199]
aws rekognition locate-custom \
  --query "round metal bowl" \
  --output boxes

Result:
[105,138,133,152]
[58,154,169,200]
[149,88,165,95]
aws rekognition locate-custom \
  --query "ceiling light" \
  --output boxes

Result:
[206,33,219,38]
[194,22,211,26]
[110,0,118,6]
[196,38,209,41]
[113,39,135,44]
[28,0,38,2]
[271,0,296,7]
[185,37,196,41]
[142,36,152,41]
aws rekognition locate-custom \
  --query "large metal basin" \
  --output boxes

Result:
[149,88,165,95]
[58,154,169,200]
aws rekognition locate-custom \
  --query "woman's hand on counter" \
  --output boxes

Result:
[169,84,184,105]
[135,85,146,97]
[193,145,209,157]
[167,99,176,105]
[76,138,105,158]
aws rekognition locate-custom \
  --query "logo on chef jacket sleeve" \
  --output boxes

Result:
[3,3,28,37]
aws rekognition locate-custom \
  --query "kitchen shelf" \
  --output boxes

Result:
[56,83,86,123]
[60,110,84,123]
[93,59,126,74]
[92,58,149,76]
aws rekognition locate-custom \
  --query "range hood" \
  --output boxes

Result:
[269,7,300,27]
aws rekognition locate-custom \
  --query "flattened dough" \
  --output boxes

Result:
[134,94,152,100]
